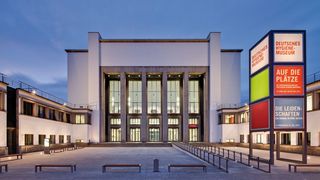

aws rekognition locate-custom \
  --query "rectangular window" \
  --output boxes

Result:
[168,128,179,141]
[50,135,56,144]
[48,109,56,120]
[59,135,64,144]
[148,80,161,114]
[167,80,180,114]
[168,118,179,125]
[58,112,64,122]
[0,92,3,111]
[307,94,313,111]
[188,118,198,125]
[281,133,291,145]
[224,115,235,124]
[23,101,33,116]
[240,135,245,143]
[67,135,71,143]
[128,80,142,114]
[130,118,141,125]
[66,114,71,123]
[25,134,33,145]
[110,118,121,125]
[111,128,121,142]
[240,112,248,123]
[39,134,45,145]
[299,132,312,146]
[188,80,200,114]
[149,128,160,142]
[130,128,141,142]
[75,114,85,124]
[38,105,46,118]
[256,134,263,144]
[109,80,121,114]
[149,118,160,125]
[189,128,198,142]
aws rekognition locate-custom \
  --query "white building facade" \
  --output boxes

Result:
[67,32,242,143]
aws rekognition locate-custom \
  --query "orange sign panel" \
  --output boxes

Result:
[274,65,304,96]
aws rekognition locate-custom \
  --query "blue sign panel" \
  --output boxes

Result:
[274,98,304,129]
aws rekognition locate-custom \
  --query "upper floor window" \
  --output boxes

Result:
[48,109,56,120]
[167,80,180,114]
[307,94,313,111]
[58,112,64,122]
[109,80,121,114]
[168,118,179,125]
[128,80,142,114]
[149,118,160,125]
[0,92,4,111]
[147,80,161,114]
[225,114,235,124]
[23,101,33,116]
[75,114,85,124]
[110,118,121,125]
[188,80,200,114]
[189,118,198,125]
[66,114,71,123]
[38,105,46,118]
[240,112,249,123]
[130,118,141,125]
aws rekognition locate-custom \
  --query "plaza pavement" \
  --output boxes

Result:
[0,146,319,180]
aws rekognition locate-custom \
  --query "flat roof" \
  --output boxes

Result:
[99,39,209,43]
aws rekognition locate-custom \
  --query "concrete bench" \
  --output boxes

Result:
[102,164,141,173]
[0,154,23,161]
[168,164,207,172]
[35,164,76,173]
[289,164,320,172]
[0,164,8,173]
[50,148,65,153]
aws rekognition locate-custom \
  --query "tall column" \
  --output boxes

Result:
[162,72,168,142]
[182,72,189,142]
[120,73,127,142]
[141,72,147,142]
[203,72,209,142]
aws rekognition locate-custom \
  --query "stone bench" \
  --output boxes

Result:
[0,164,8,173]
[0,154,23,161]
[168,164,207,172]
[35,164,76,173]
[289,164,320,173]
[102,164,141,173]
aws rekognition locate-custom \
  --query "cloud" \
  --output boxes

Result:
[6,73,67,101]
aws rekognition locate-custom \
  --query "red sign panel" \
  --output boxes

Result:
[274,65,304,96]
[250,100,269,130]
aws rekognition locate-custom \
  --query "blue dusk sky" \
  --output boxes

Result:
[0,0,319,102]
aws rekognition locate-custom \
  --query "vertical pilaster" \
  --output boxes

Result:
[141,72,147,142]
[203,72,209,142]
[182,72,189,142]
[120,72,127,142]
[162,72,168,142]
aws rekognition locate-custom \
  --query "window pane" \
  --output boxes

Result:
[168,128,179,141]
[149,128,160,142]
[111,128,121,142]
[189,128,198,142]
[130,128,141,142]
[128,80,142,114]
[130,118,141,125]
[110,118,121,125]
[148,80,161,114]
[167,80,180,114]
[188,80,200,113]
[109,80,121,114]
[168,118,179,125]
[149,118,160,125]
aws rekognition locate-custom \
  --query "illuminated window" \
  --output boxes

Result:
[149,118,160,125]
[130,128,141,142]
[168,118,179,125]
[168,128,179,141]
[111,128,121,142]
[188,118,198,125]
[148,80,161,114]
[307,94,313,111]
[130,118,141,125]
[189,128,198,142]
[256,134,263,144]
[75,114,86,124]
[110,118,121,125]
[167,80,180,114]
[240,112,249,123]
[224,115,235,124]
[128,80,142,114]
[188,80,200,113]
[109,80,121,114]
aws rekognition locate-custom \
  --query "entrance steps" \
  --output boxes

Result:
[88,142,172,147]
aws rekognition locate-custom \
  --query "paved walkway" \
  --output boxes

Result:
[0,147,319,179]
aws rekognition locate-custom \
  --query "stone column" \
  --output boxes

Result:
[203,72,209,142]
[182,72,189,142]
[162,72,168,142]
[120,72,127,142]
[141,72,147,142]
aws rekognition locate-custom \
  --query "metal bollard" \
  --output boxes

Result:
[153,159,159,172]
